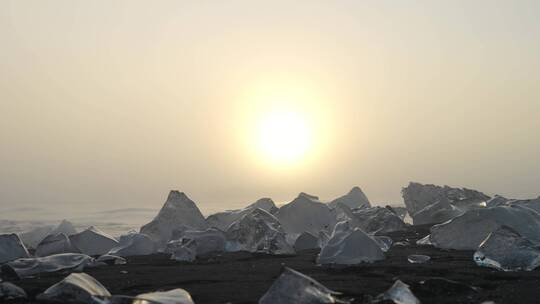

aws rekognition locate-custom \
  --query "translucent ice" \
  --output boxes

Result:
[259,267,343,304]
[37,273,111,304]
[407,255,430,264]
[0,282,27,300]
[380,280,420,304]
[131,288,194,304]
[474,226,540,271]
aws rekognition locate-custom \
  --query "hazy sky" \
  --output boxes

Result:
[1,0,539,214]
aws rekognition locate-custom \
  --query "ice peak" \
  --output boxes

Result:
[248,198,276,210]
[254,197,274,205]
[329,186,371,209]
[162,191,200,211]
[166,190,189,203]
[349,186,362,194]
[53,220,77,235]
[140,190,208,244]
[297,192,319,201]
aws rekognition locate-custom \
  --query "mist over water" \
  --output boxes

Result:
[1,1,539,221]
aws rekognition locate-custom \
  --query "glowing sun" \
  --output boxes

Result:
[256,109,313,164]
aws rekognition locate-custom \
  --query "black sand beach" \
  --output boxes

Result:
[9,225,540,304]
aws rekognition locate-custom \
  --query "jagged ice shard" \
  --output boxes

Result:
[20,219,77,249]
[328,186,371,209]
[402,182,490,225]
[37,272,111,304]
[474,226,540,271]
[276,193,336,237]
[352,206,407,235]
[180,228,226,256]
[35,233,80,257]
[206,198,277,231]
[0,234,30,263]
[131,289,195,304]
[96,254,126,265]
[69,226,119,256]
[0,282,27,301]
[259,267,342,304]
[374,236,393,252]
[379,280,421,304]
[226,208,293,254]
[429,205,540,250]
[108,232,155,257]
[3,253,97,279]
[140,191,208,245]
[317,222,385,265]
[407,254,431,264]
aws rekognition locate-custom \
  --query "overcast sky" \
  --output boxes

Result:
[1,0,539,214]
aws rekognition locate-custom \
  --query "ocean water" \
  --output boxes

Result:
[0,207,159,237]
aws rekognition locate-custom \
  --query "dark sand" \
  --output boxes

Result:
[11,225,540,303]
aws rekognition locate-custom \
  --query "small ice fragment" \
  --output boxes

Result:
[380,280,420,304]
[4,253,97,279]
[416,235,432,246]
[259,267,344,304]
[0,282,27,300]
[407,255,430,264]
[132,288,194,304]
[37,273,111,304]
[374,236,393,252]
[395,241,410,246]
[96,254,127,265]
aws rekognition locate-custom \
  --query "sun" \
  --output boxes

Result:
[235,81,332,170]
[256,108,313,164]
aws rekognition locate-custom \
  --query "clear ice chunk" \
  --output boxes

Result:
[37,272,111,304]
[416,235,432,246]
[131,288,194,304]
[108,232,156,257]
[259,267,344,304]
[0,282,27,300]
[318,227,385,265]
[407,255,430,264]
[374,236,393,252]
[474,226,540,271]
[35,233,79,257]
[4,253,97,279]
[0,234,30,263]
[379,280,421,304]
[429,205,540,250]
[226,208,293,254]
